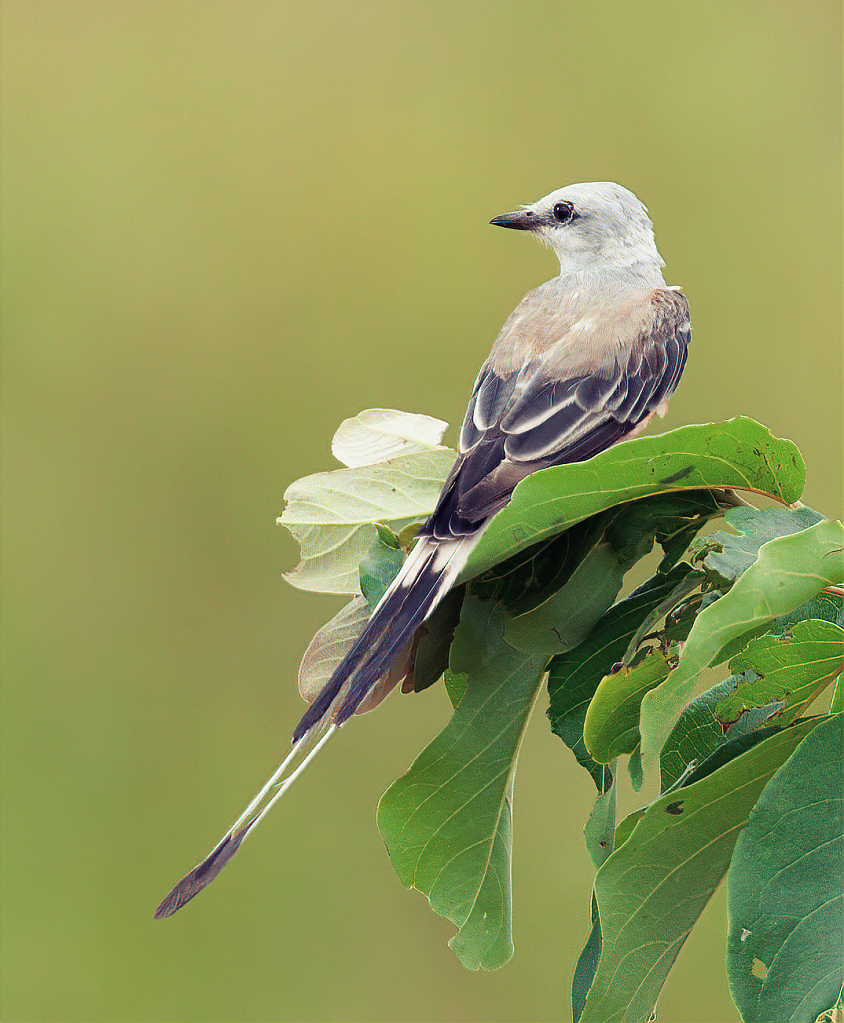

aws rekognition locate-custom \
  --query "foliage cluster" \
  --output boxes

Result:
[283,410,843,1023]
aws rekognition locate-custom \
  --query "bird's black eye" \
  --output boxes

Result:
[552,201,575,224]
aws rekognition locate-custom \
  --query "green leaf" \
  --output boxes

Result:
[639,519,844,767]
[471,512,619,619]
[584,648,673,763]
[659,678,740,791]
[715,619,844,726]
[620,570,709,667]
[627,745,644,791]
[584,780,617,869]
[377,597,548,971]
[727,715,843,1023]
[358,531,406,608]
[547,566,696,787]
[613,808,646,853]
[578,717,826,1023]
[443,667,468,708]
[279,447,455,593]
[502,542,626,656]
[462,418,805,582]
[404,586,465,693]
[764,589,843,633]
[660,619,844,790]
[690,504,825,587]
[377,507,654,971]
[573,914,603,1023]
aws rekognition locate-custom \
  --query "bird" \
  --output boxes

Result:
[154,182,691,918]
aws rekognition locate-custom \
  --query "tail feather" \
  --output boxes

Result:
[292,534,478,741]
[153,725,337,917]
[155,533,479,918]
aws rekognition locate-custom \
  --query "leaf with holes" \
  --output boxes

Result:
[727,715,843,1023]
[578,716,826,1023]
[547,565,698,790]
[639,519,844,766]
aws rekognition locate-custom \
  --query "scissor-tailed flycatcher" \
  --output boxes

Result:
[155,182,691,918]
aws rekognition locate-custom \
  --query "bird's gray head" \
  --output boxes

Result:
[490,182,663,273]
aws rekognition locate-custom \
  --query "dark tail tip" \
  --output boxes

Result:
[153,825,250,919]
[291,697,331,744]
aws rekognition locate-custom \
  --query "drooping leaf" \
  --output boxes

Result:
[639,519,844,767]
[727,715,843,1023]
[462,418,805,582]
[583,780,617,869]
[377,597,548,971]
[578,717,826,1023]
[548,566,697,790]
[331,408,448,467]
[376,488,730,968]
[572,915,602,1023]
[584,648,673,764]
[377,507,660,971]
[689,504,825,587]
[279,448,455,593]
[297,595,371,702]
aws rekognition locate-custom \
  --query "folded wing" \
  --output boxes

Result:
[426,289,690,540]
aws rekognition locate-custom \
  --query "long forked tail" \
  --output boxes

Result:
[154,532,477,918]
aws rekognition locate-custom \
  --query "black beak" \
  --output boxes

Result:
[489,209,537,231]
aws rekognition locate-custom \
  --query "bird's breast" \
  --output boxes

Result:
[490,281,655,377]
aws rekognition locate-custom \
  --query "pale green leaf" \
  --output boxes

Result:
[331,408,448,468]
[297,595,371,702]
[279,448,455,593]
[296,593,408,715]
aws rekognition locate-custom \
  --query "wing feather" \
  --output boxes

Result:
[423,288,691,540]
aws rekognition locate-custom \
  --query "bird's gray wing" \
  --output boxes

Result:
[424,289,690,540]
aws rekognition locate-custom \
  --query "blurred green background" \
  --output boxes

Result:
[2,3,840,1021]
